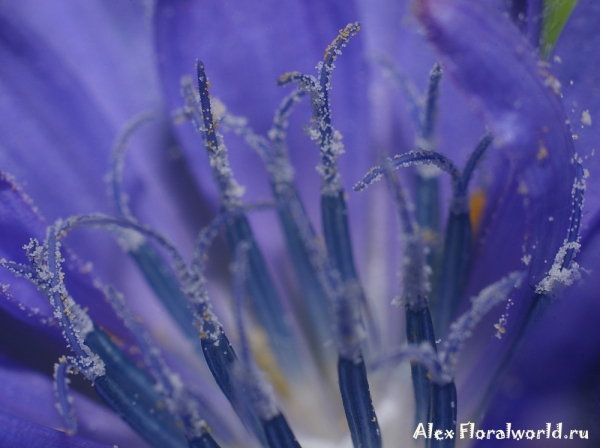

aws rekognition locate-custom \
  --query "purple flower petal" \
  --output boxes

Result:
[0,413,111,448]
[551,0,600,233]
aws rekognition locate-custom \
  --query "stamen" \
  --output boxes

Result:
[427,383,457,448]
[479,164,586,416]
[108,112,199,349]
[436,134,493,336]
[218,93,333,358]
[180,64,244,209]
[439,271,525,374]
[53,357,77,434]
[420,63,443,148]
[277,25,384,446]
[93,374,188,448]
[384,162,436,425]
[83,327,184,437]
[535,162,586,295]
[182,62,299,376]
[109,110,156,218]
[353,150,461,193]
[278,22,360,195]
[277,24,380,346]
[359,134,493,337]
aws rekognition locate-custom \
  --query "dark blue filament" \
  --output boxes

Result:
[84,327,183,436]
[426,383,457,448]
[189,61,298,374]
[385,162,437,426]
[415,64,443,259]
[262,415,302,448]
[278,24,383,447]
[421,64,443,145]
[406,307,437,426]
[129,243,199,344]
[108,112,203,353]
[434,134,492,336]
[188,434,222,448]
[220,93,332,358]
[201,333,267,447]
[338,357,382,448]
[93,374,188,448]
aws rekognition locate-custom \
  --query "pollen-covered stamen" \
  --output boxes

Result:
[277,25,378,350]
[218,109,295,190]
[528,162,586,317]
[108,111,202,352]
[54,357,77,434]
[219,88,308,192]
[50,213,225,344]
[384,162,436,425]
[218,97,335,360]
[454,133,493,212]
[383,161,432,310]
[180,62,244,209]
[537,162,586,288]
[269,89,307,153]
[439,271,525,375]
[436,134,493,338]
[183,61,300,375]
[358,135,494,337]
[109,110,156,218]
[480,164,587,417]
[283,197,382,448]
[2,236,180,439]
[278,22,360,195]
[353,149,461,193]
[45,227,104,376]
[420,63,443,149]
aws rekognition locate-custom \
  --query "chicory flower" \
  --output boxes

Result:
[0,0,598,447]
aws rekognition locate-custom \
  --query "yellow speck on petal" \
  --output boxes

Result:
[537,141,548,161]
[469,189,486,234]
